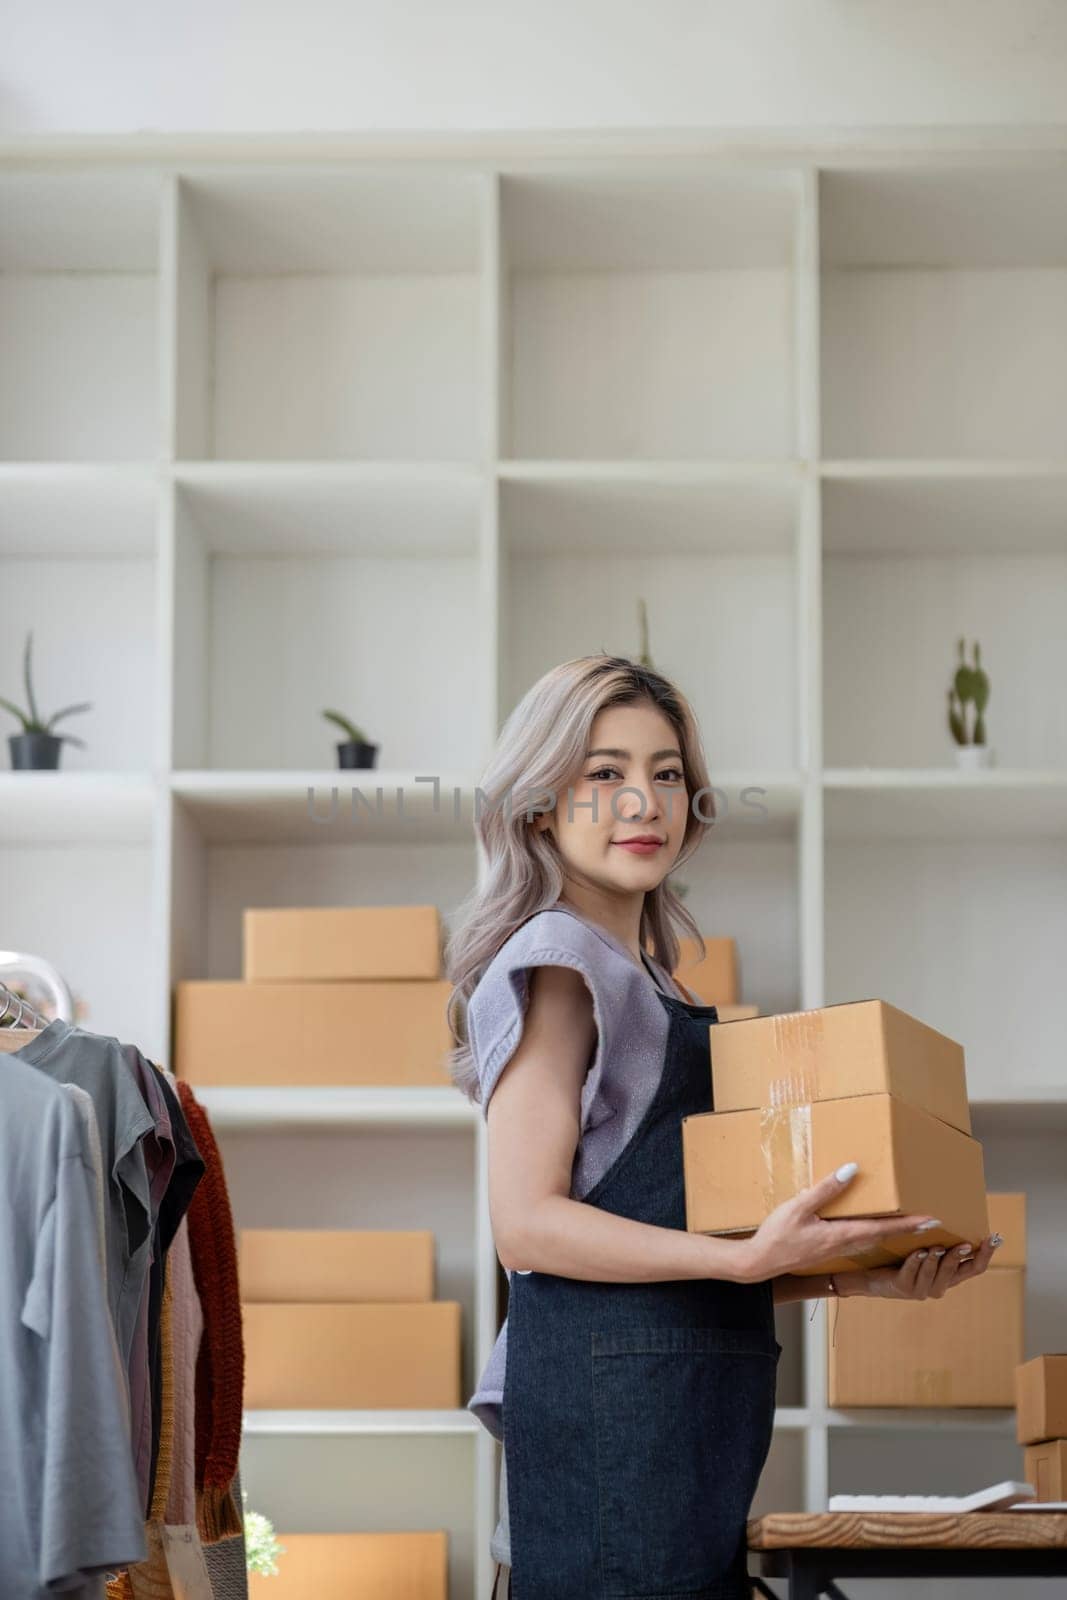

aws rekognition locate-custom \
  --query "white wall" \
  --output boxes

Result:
[4,0,1067,138]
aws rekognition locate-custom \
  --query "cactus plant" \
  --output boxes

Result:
[947,638,990,747]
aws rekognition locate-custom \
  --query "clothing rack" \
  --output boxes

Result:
[0,979,51,1032]
[0,949,74,1031]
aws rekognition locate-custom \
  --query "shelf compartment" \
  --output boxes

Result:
[0,835,157,1054]
[821,167,1067,459]
[502,170,799,460]
[498,471,802,770]
[172,170,484,460]
[0,469,162,773]
[0,171,162,461]
[824,821,1067,1101]
[822,470,1067,769]
[216,1123,480,1399]
[238,1430,478,1597]
[169,469,486,772]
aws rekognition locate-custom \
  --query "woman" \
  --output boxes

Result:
[445,655,998,1600]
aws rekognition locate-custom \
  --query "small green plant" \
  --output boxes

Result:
[242,1490,284,1578]
[322,708,368,744]
[0,632,92,745]
[947,638,990,747]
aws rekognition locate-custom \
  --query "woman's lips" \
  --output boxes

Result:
[613,840,663,855]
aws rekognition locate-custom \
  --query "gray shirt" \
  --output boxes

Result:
[460,905,695,1565]
[11,1019,157,1382]
[0,1048,146,1594]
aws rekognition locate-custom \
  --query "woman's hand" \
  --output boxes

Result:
[836,1233,1001,1299]
[738,1162,942,1283]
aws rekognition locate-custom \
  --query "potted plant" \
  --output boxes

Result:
[322,708,379,769]
[242,1490,285,1578]
[947,637,994,770]
[1,632,92,771]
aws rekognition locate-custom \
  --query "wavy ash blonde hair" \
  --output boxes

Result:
[444,654,714,1103]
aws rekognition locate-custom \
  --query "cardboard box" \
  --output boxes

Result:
[244,904,441,981]
[708,999,970,1137]
[247,1531,448,1600]
[240,1229,435,1303]
[1016,1354,1067,1445]
[714,1003,761,1023]
[670,936,738,1005]
[683,1091,989,1275]
[1025,1440,1067,1502]
[827,1265,1024,1407]
[174,979,453,1086]
[243,1302,461,1409]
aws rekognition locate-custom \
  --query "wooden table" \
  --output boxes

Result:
[746,1509,1067,1598]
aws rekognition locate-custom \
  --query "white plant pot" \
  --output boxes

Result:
[955,744,995,771]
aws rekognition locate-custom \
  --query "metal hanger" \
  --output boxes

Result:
[0,951,74,1054]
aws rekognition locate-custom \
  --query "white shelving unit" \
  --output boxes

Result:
[2,144,1066,1599]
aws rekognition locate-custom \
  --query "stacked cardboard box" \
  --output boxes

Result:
[175,905,453,1086]
[682,998,990,1275]
[247,1531,448,1599]
[827,1192,1025,1406]
[667,934,760,1021]
[241,1228,461,1409]
[1017,1354,1067,1500]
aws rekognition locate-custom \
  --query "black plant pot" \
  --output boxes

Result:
[9,732,63,770]
[336,740,379,770]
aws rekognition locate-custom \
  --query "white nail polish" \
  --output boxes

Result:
[916,1219,942,1231]
[835,1161,859,1182]
[932,1247,946,1257]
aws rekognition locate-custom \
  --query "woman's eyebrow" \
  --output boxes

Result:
[586,747,682,761]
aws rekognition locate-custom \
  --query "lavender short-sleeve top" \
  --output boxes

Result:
[465,903,696,1441]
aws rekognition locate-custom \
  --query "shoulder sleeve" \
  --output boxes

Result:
[467,909,632,1132]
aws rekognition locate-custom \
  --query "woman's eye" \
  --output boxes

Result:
[586,766,684,783]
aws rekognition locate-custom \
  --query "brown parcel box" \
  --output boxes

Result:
[828,1266,1024,1407]
[239,1229,435,1303]
[670,936,738,1005]
[1025,1440,1067,1502]
[247,1531,447,1600]
[174,980,453,1086]
[707,999,971,1137]
[243,904,441,981]
[827,1193,1026,1407]
[1016,1354,1067,1445]
[714,1004,761,1023]
[682,1091,989,1276]
[243,1302,461,1409]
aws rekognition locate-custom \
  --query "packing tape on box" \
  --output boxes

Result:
[757,1012,822,1209]
[759,1074,814,1212]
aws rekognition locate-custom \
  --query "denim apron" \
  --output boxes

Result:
[501,966,781,1599]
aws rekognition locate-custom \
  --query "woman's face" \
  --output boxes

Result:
[534,700,689,893]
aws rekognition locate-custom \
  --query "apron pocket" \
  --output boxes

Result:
[591,1325,780,1598]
